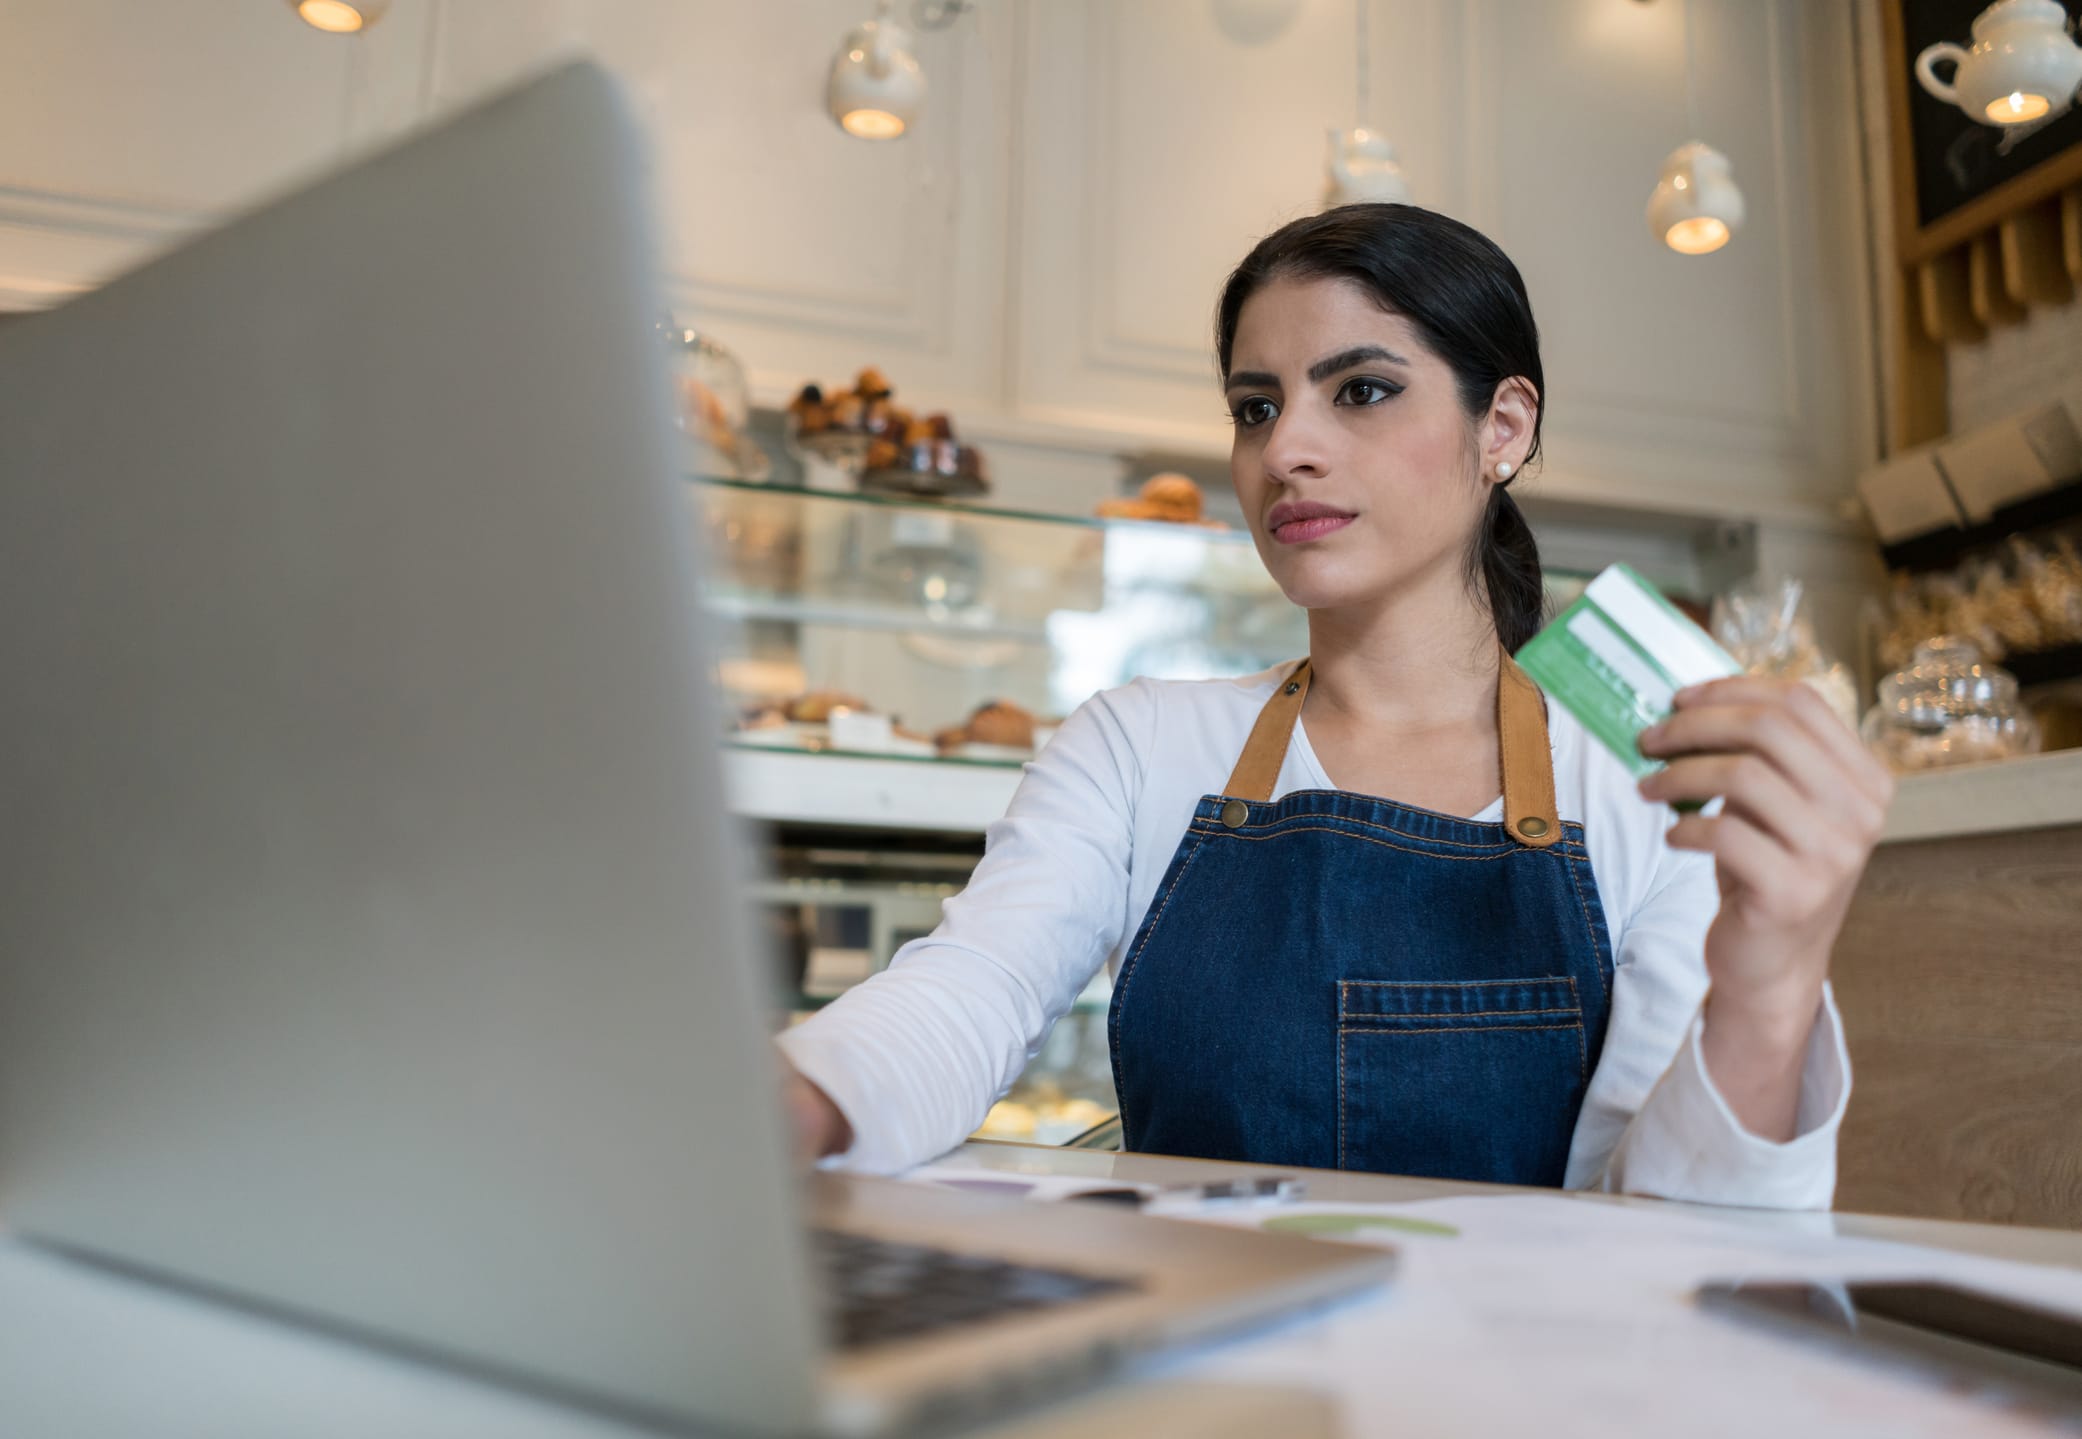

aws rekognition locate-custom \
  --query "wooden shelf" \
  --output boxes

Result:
[1879,476,2082,573]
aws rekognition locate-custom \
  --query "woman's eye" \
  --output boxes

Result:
[1336,378,1397,407]
[1232,397,1278,427]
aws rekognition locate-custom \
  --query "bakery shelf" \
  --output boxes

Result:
[2005,642,2082,688]
[722,745,1024,833]
[695,473,1251,538]
[705,590,1053,644]
[1879,477,2082,574]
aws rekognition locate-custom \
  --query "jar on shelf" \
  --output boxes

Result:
[658,316,770,482]
[1859,637,2040,772]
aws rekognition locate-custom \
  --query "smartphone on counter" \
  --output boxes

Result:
[1698,1279,2082,1418]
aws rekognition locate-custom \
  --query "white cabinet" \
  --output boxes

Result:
[0,0,1872,527]
[1013,0,1868,524]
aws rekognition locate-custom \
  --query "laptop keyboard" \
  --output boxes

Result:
[812,1228,1139,1352]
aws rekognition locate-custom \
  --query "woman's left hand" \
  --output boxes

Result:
[1636,676,1895,1141]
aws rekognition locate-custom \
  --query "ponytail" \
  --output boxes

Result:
[1477,485,1545,653]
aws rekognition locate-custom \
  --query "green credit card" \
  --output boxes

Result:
[1516,564,1742,786]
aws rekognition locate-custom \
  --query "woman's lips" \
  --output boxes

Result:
[1267,502,1357,545]
[1273,514,1355,544]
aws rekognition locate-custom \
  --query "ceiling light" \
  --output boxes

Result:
[1322,1,1411,208]
[289,0,390,33]
[1647,142,1743,255]
[1916,0,2082,129]
[1644,0,1743,256]
[1325,129,1411,207]
[827,3,925,140]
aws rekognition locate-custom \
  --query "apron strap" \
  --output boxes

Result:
[1220,650,1563,849]
[1497,651,1561,849]
[1223,661,1312,803]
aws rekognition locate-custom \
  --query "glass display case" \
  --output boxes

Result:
[695,475,1307,767]
[700,473,1595,1146]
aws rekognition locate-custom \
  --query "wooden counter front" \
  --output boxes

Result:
[1831,817,2082,1228]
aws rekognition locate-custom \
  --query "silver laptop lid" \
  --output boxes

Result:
[0,61,822,1435]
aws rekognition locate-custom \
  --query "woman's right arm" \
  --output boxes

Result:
[773,684,1149,1174]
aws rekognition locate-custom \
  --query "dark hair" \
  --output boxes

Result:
[1214,203,1546,652]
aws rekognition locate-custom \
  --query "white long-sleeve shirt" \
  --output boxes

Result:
[777,662,1851,1208]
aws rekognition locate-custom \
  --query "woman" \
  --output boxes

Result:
[777,204,1892,1206]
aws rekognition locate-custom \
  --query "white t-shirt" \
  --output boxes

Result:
[777,662,1850,1208]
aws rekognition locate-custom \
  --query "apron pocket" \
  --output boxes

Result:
[1337,978,1585,1185]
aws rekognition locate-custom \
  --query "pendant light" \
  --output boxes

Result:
[1323,0,1410,208]
[288,0,390,33]
[826,0,926,140]
[1645,0,1742,255]
[1914,0,2082,129]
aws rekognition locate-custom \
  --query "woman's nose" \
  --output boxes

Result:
[1259,405,1328,483]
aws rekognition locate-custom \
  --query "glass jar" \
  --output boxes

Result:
[1859,637,2040,772]
[658,317,770,482]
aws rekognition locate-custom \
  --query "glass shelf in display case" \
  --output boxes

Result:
[695,476,1308,772]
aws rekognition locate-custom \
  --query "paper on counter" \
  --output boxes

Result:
[1150,1192,2082,1439]
[903,1161,1155,1205]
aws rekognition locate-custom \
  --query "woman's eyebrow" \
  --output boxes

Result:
[1222,369,1280,391]
[1307,345,1408,383]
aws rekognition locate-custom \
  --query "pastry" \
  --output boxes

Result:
[1095,472,1223,527]
[1140,473,1204,521]
[786,692,870,723]
[934,699,1038,753]
[963,699,1035,749]
[785,383,830,436]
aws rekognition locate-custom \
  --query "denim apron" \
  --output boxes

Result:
[1107,654,1614,1185]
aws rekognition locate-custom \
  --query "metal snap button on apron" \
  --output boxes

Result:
[1517,816,1550,839]
[1220,799,1249,829]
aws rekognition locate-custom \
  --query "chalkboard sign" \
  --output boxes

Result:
[1887,0,2082,255]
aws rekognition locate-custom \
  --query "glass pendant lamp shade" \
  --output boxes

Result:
[1646,141,1744,255]
[826,15,925,139]
[1915,0,2082,127]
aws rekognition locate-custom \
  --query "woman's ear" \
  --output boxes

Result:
[1481,377,1539,485]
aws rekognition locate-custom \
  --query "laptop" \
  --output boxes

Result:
[0,61,1390,1437]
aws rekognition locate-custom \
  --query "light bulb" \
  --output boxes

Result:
[289,0,390,33]
[826,18,925,140]
[1646,141,1743,256]
[1664,217,1730,255]
[1986,89,2052,122]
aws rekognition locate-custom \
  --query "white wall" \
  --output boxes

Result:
[0,0,1881,635]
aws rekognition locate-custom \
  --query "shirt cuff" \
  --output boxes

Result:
[1604,982,1851,1210]
[773,1024,906,1176]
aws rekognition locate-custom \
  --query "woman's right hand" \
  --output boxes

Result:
[780,1057,852,1164]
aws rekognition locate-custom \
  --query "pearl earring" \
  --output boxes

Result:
[1496,461,1514,481]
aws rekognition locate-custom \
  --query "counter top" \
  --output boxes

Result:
[1880,747,2082,844]
[11,1142,2082,1438]
[724,743,2082,846]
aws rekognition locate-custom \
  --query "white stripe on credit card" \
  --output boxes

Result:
[1583,567,1739,688]
[1568,609,1674,712]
